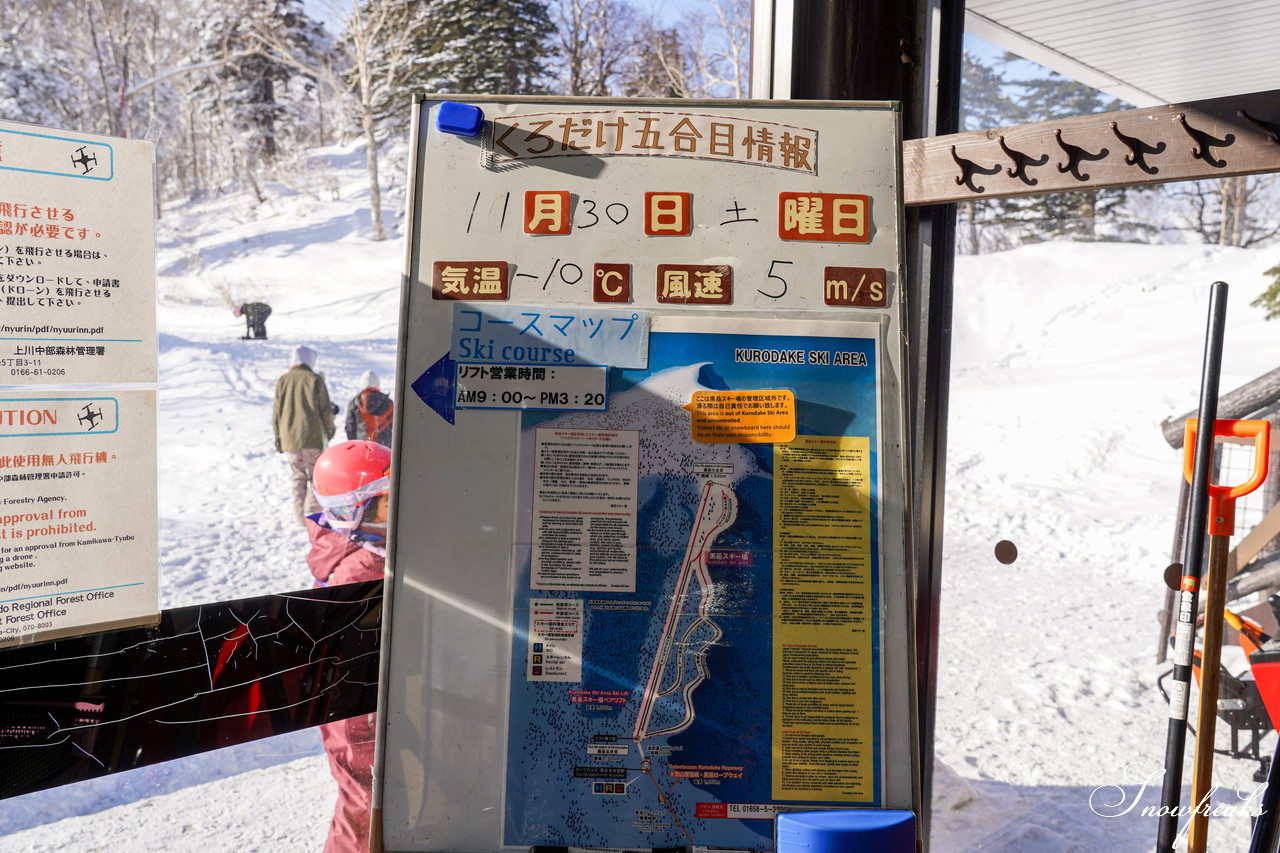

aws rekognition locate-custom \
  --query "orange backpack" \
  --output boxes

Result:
[358,389,393,443]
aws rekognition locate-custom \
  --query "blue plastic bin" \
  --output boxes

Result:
[776,809,916,853]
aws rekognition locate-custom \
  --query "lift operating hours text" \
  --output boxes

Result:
[454,363,608,412]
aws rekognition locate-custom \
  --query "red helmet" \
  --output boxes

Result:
[313,440,391,530]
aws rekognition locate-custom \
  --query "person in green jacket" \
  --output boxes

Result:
[273,345,336,526]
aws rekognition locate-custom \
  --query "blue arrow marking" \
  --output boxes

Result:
[412,353,456,425]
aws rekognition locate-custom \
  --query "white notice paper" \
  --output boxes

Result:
[532,428,638,591]
[0,121,156,385]
[0,389,158,645]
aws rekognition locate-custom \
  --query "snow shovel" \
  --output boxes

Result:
[1183,417,1270,853]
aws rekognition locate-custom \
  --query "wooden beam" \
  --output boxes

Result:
[1226,555,1280,603]
[903,90,1280,206]
[1160,367,1280,448]
[1226,499,1280,583]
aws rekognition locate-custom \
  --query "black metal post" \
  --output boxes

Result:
[786,0,965,843]
[1156,281,1230,852]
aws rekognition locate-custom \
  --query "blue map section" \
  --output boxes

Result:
[504,330,880,850]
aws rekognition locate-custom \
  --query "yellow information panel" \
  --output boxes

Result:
[774,435,875,801]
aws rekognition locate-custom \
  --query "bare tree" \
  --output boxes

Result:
[246,0,419,241]
[85,0,134,136]
[619,20,691,97]
[549,0,642,96]
[1172,175,1280,248]
[0,0,87,130]
[11,0,173,138]
[682,0,750,99]
[618,0,749,100]
[83,0,200,139]
[4,0,342,207]
[3,0,233,199]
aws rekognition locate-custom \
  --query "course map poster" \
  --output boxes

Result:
[504,318,883,850]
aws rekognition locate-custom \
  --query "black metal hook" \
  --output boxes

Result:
[1176,115,1204,159]
[1053,129,1109,182]
[997,135,1047,185]
[950,145,972,186]
[1109,122,1165,175]
[1238,109,1280,145]
[950,145,1001,194]
[1176,113,1234,168]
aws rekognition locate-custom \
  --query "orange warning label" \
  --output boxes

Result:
[683,390,796,444]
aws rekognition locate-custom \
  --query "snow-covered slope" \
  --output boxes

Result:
[2,144,1278,850]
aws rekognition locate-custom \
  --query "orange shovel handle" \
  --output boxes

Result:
[1183,418,1271,536]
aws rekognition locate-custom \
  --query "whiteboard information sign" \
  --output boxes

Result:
[380,96,914,853]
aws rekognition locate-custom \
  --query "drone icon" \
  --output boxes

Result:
[71,146,97,175]
[78,403,104,431]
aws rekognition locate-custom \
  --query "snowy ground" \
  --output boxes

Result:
[931,242,1279,851]
[2,143,1278,851]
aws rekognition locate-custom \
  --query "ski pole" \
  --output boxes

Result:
[1184,418,1269,853]
[1156,281,1228,853]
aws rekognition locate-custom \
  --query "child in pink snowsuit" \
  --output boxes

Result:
[306,440,390,853]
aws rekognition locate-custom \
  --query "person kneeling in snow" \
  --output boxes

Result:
[306,440,390,853]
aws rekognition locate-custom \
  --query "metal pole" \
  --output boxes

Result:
[1156,281,1230,853]
[1156,480,1190,665]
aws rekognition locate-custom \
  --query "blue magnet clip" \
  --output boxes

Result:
[435,101,485,138]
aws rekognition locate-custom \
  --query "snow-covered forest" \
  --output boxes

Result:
[5,0,1272,259]
[0,0,749,242]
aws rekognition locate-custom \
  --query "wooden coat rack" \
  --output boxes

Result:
[903,89,1280,205]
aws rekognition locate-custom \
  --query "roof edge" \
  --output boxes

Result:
[965,10,1165,108]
